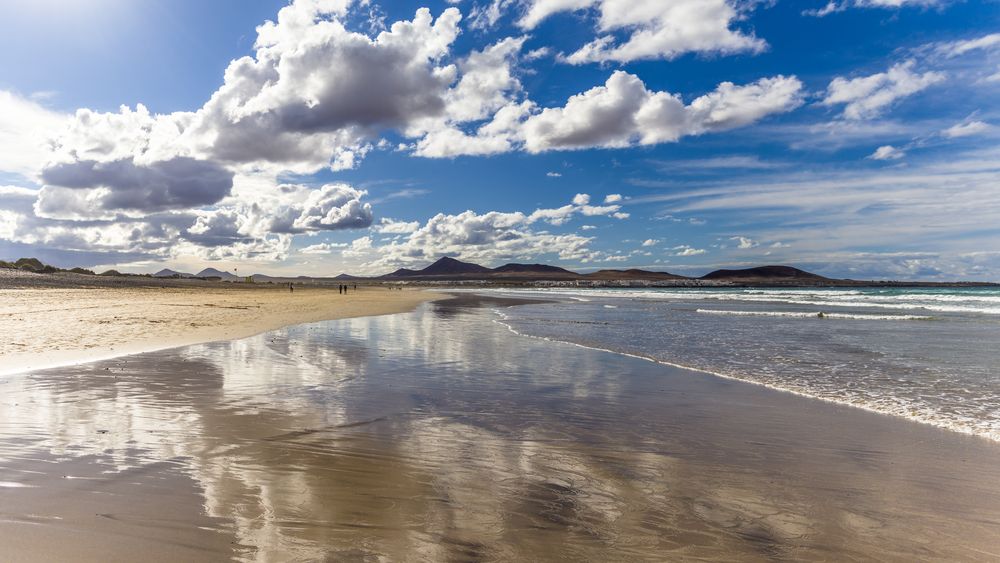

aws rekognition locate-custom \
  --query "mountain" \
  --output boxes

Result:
[585,268,686,280]
[701,265,827,281]
[153,268,194,278]
[375,257,687,282]
[492,263,577,276]
[421,257,493,276]
[144,259,833,284]
[196,267,241,280]
[383,268,419,278]
[382,257,492,279]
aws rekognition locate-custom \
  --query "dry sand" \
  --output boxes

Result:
[0,281,441,375]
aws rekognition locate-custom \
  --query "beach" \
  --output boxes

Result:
[0,271,442,375]
[1,293,999,561]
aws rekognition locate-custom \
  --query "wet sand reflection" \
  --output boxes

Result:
[1,296,1000,561]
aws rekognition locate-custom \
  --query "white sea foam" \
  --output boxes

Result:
[485,289,1000,443]
[695,309,934,320]
[471,287,1000,315]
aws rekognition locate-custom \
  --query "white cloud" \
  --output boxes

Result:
[641,238,658,247]
[604,193,622,203]
[935,33,1000,58]
[652,155,785,171]
[518,0,766,63]
[546,171,562,177]
[189,5,463,172]
[409,36,533,158]
[822,61,945,120]
[468,0,517,29]
[35,157,234,220]
[942,120,991,138]
[342,235,374,257]
[440,36,527,123]
[522,71,802,152]
[190,182,372,240]
[730,236,758,249]
[517,0,593,29]
[299,242,349,254]
[0,91,69,178]
[366,209,595,268]
[672,245,707,256]
[806,0,948,17]
[868,145,906,160]
[41,4,466,182]
[0,178,374,263]
[374,217,421,233]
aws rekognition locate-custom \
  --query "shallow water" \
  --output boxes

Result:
[1,296,1000,561]
[479,287,1000,440]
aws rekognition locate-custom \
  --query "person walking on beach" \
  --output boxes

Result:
[289,283,294,293]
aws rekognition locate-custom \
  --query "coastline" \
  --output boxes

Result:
[476,286,1000,443]
[0,283,444,376]
[1,294,999,561]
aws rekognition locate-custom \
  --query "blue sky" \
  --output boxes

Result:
[0,0,998,279]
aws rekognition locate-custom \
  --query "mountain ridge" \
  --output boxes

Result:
[700,265,828,281]
[7,255,995,286]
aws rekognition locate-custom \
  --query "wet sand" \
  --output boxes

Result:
[1,296,999,561]
[0,284,441,375]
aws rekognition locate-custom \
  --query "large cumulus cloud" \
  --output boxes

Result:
[36,157,233,220]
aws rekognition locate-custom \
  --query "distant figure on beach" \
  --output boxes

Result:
[289,283,293,293]
[339,285,342,294]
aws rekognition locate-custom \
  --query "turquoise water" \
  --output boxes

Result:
[482,287,1000,440]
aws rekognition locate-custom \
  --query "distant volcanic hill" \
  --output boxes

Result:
[195,267,241,280]
[492,263,576,275]
[700,265,828,281]
[153,268,194,278]
[377,257,681,282]
[585,268,687,281]
[382,257,494,279]
[367,257,848,285]
[491,263,580,279]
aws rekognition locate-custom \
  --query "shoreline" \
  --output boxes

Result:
[8,282,994,444]
[493,307,1000,444]
[474,287,1000,443]
[6,281,993,444]
[0,284,444,376]
[2,294,999,560]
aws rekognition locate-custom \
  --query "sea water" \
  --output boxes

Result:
[480,287,1000,440]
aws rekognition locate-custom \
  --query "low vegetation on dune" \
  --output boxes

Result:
[1,257,100,276]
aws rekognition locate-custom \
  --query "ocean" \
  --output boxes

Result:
[480,287,1000,441]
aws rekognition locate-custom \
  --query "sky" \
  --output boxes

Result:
[0,0,998,280]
